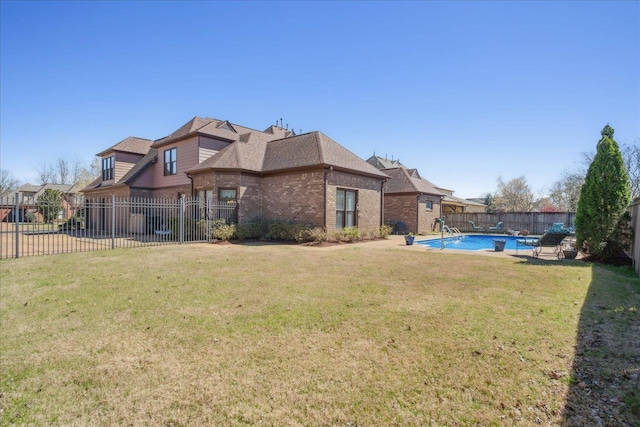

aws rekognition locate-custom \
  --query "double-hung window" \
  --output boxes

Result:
[218,188,237,204]
[164,148,177,176]
[336,189,357,229]
[102,156,114,181]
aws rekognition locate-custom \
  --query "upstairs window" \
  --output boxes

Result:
[336,189,357,229]
[164,148,177,176]
[102,156,114,181]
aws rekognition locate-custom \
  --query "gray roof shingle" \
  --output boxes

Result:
[262,132,388,178]
[188,130,387,179]
[97,136,153,156]
[383,168,444,196]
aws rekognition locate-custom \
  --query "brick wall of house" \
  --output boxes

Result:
[192,172,263,223]
[384,194,418,233]
[326,171,383,230]
[236,174,262,223]
[152,185,192,199]
[84,186,132,232]
[417,194,442,234]
[129,188,154,199]
[193,169,384,229]
[384,193,443,234]
[262,170,325,227]
[84,186,131,201]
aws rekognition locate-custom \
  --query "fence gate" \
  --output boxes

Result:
[0,195,237,259]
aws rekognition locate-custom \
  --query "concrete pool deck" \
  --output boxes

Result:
[313,234,584,261]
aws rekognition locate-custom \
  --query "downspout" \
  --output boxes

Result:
[417,194,421,234]
[380,178,387,226]
[187,173,194,197]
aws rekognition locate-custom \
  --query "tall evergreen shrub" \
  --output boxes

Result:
[575,125,631,262]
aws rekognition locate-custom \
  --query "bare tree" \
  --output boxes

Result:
[620,141,640,199]
[549,171,584,211]
[37,157,98,186]
[74,157,100,190]
[37,162,58,184]
[57,158,71,185]
[0,169,20,197]
[491,176,537,212]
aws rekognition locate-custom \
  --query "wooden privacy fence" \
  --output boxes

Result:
[630,199,640,276]
[0,195,237,259]
[445,212,577,235]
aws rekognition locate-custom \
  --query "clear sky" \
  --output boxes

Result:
[1,1,638,199]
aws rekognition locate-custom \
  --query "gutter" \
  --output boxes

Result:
[186,173,194,197]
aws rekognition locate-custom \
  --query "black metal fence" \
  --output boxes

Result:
[0,195,238,259]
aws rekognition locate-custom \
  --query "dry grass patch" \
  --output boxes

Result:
[1,243,638,425]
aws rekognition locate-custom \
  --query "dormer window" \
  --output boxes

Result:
[164,148,177,176]
[102,156,114,181]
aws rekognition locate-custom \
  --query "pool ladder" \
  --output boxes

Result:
[443,225,463,239]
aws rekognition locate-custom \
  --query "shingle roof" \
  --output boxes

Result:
[188,133,270,173]
[262,132,388,178]
[382,168,444,196]
[17,184,42,193]
[155,117,300,150]
[188,131,387,179]
[97,136,153,156]
[366,154,406,170]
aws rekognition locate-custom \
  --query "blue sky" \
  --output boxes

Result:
[1,1,638,199]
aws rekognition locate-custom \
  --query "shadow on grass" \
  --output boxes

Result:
[562,265,640,425]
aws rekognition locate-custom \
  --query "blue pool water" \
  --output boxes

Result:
[418,234,536,251]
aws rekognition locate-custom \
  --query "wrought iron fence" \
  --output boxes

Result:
[0,195,237,259]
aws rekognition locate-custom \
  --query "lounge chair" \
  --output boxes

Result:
[546,223,566,233]
[469,221,484,232]
[487,221,504,233]
[546,222,575,235]
[516,231,569,258]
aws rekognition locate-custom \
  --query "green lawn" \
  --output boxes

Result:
[1,243,638,426]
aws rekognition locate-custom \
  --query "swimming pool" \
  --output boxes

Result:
[418,234,536,251]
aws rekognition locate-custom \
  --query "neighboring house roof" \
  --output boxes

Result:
[17,184,42,193]
[39,184,74,195]
[366,154,406,170]
[189,131,388,179]
[16,183,76,201]
[382,167,444,196]
[466,198,487,205]
[97,136,154,156]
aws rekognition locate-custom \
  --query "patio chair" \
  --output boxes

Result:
[469,221,484,232]
[546,223,566,233]
[516,231,569,258]
[487,221,503,233]
[546,222,576,235]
